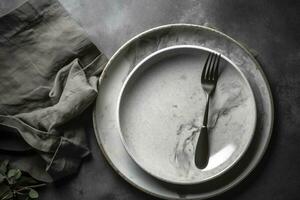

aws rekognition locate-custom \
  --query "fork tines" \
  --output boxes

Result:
[201,52,221,83]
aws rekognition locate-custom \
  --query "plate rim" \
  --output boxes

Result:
[116,44,258,185]
[93,23,274,199]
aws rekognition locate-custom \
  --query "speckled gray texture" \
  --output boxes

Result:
[93,24,272,199]
[118,46,256,184]
[1,0,300,200]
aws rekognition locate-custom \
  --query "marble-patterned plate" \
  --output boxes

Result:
[93,24,273,199]
[117,45,256,185]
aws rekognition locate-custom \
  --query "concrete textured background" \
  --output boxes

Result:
[1,0,300,199]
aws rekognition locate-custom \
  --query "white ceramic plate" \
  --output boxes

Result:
[117,45,256,185]
[93,24,273,199]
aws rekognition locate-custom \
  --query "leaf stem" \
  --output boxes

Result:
[15,183,46,192]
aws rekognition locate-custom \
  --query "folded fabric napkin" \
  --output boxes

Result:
[0,0,107,182]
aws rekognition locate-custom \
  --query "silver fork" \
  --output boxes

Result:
[195,52,221,169]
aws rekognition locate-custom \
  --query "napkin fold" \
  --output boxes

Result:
[0,0,107,182]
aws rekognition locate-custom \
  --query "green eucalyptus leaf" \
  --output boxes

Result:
[0,162,43,200]
[7,169,22,179]
[7,169,22,185]
[15,170,22,180]
[28,189,39,199]
[7,169,17,178]
[0,160,9,175]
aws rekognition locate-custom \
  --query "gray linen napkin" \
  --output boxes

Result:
[0,0,107,182]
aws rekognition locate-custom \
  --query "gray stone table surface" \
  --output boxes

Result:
[1,0,300,199]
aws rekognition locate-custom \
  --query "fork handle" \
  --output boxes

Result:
[195,94,210,169]
[195,126,209,169]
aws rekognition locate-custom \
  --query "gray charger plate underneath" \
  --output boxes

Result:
[93,24,273,199]
[117,45,257,185]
